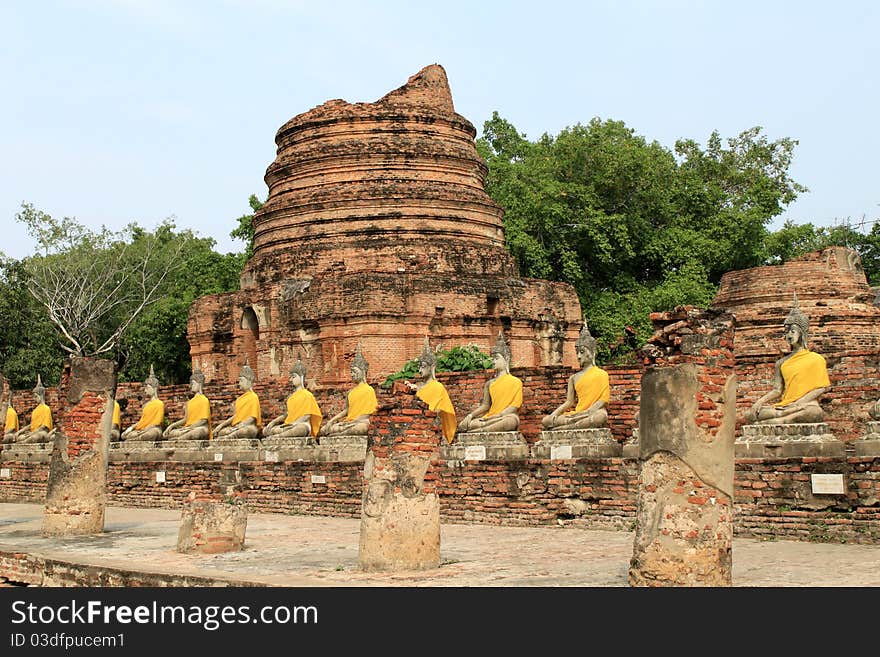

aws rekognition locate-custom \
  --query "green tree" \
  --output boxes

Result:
[229,194,263,260]
[0,257,66,388]
[477,114,806,361]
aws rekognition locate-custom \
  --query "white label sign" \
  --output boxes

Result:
[464,445,486,461]
[550,445,573,460]
[311,474,326,484]
[155,471,166,483]
[264,451,279,462]
[811,473,845,494]
[214,453,223,462]
[0,468,10,478]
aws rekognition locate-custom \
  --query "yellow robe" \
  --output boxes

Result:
[5,407,18,433]
[346,382,378,421]
[486,373,523,417]
[283,388,322,437]
[416,379,457,444]
[776,349,831,408]
[30,403,53,432]
[134,398,164,431]
[232,389,262,429]
[184,393,212,439]
[566,366,611,414]
[112,400,121,427]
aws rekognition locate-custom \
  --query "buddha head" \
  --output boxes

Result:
[239,360,256,391]
[490,331,511,373]
[190,369,205,394]
[418,337,436,381]
[289,355,307,389]
[783,293,809,350]
[143,365,159,398]
[352,342,369,384]
[575,323,597,368]
[32,374,46,404]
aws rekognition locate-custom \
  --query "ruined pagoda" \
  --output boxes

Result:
[187,64,582,386]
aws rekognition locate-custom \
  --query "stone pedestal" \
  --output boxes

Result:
[531,428,619,459]
[855,421,880,457]
[206,438,262,462]
[629,308,736,587]
[358,392,441,572]
[43,357,116,537]
[441,431,529,461]
[1,442,53,463]
[177,465,248,554]
[736,423,844,458]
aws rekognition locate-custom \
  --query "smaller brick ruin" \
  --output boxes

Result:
[629,308,737,586]
[42,357,116,536]
[358,385,443,571]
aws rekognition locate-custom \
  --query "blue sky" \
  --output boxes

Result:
[1,0,878,260]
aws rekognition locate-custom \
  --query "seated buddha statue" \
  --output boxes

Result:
[745,295,830,425]
[408,337,457,444]
[320,343,377,437]
[163,369,212,441]
[121,366,165,442]
[456,332,522,434]
[17,375,55,444]
[263,357,322,439]
[213,361,262,440]
[542,323,610,430]
[2,390,18,444]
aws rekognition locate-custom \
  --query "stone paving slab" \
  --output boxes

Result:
[2,503,880,587]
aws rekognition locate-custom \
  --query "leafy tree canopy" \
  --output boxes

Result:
[477,112,807,362]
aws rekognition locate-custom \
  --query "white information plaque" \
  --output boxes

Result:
[550,445,573,460]
[811,473,845,494]
[214,453,223,462]
[0,468,10,478]
[264,451,279,462]
[464,445,487,461]
[311,474,326,484]
[155,471,166,483]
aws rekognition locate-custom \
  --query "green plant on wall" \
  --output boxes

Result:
[381,344,493,388]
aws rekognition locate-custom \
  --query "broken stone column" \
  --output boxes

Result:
[177,463,248,554]
[359,386,442,571]
[42,357,116,536]
[629,307,737,587]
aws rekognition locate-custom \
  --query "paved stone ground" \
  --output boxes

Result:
[2,502,880,586]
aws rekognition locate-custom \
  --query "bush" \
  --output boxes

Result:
[381,344,493,388]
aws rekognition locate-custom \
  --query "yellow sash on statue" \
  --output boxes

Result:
[284,388,322,436]
[134,398,164,431]
[30,403,54,432]
[567,366,611,414]
[112,401,121,427]
[346,382,377,420]
[5,407,18,433]
[486,373,523,417]
[416,379,457,444]
[232,390,262,429]
[185,393,212,438]
[776,349,830,408]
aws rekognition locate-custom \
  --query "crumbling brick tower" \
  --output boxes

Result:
[188,64,582,386]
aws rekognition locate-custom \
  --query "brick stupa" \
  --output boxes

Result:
[188,64,582,385]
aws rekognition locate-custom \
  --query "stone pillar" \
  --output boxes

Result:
[358,386,442,571]
[42,357,116,536]
[629,307,737,587]
[176,463,248,554]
